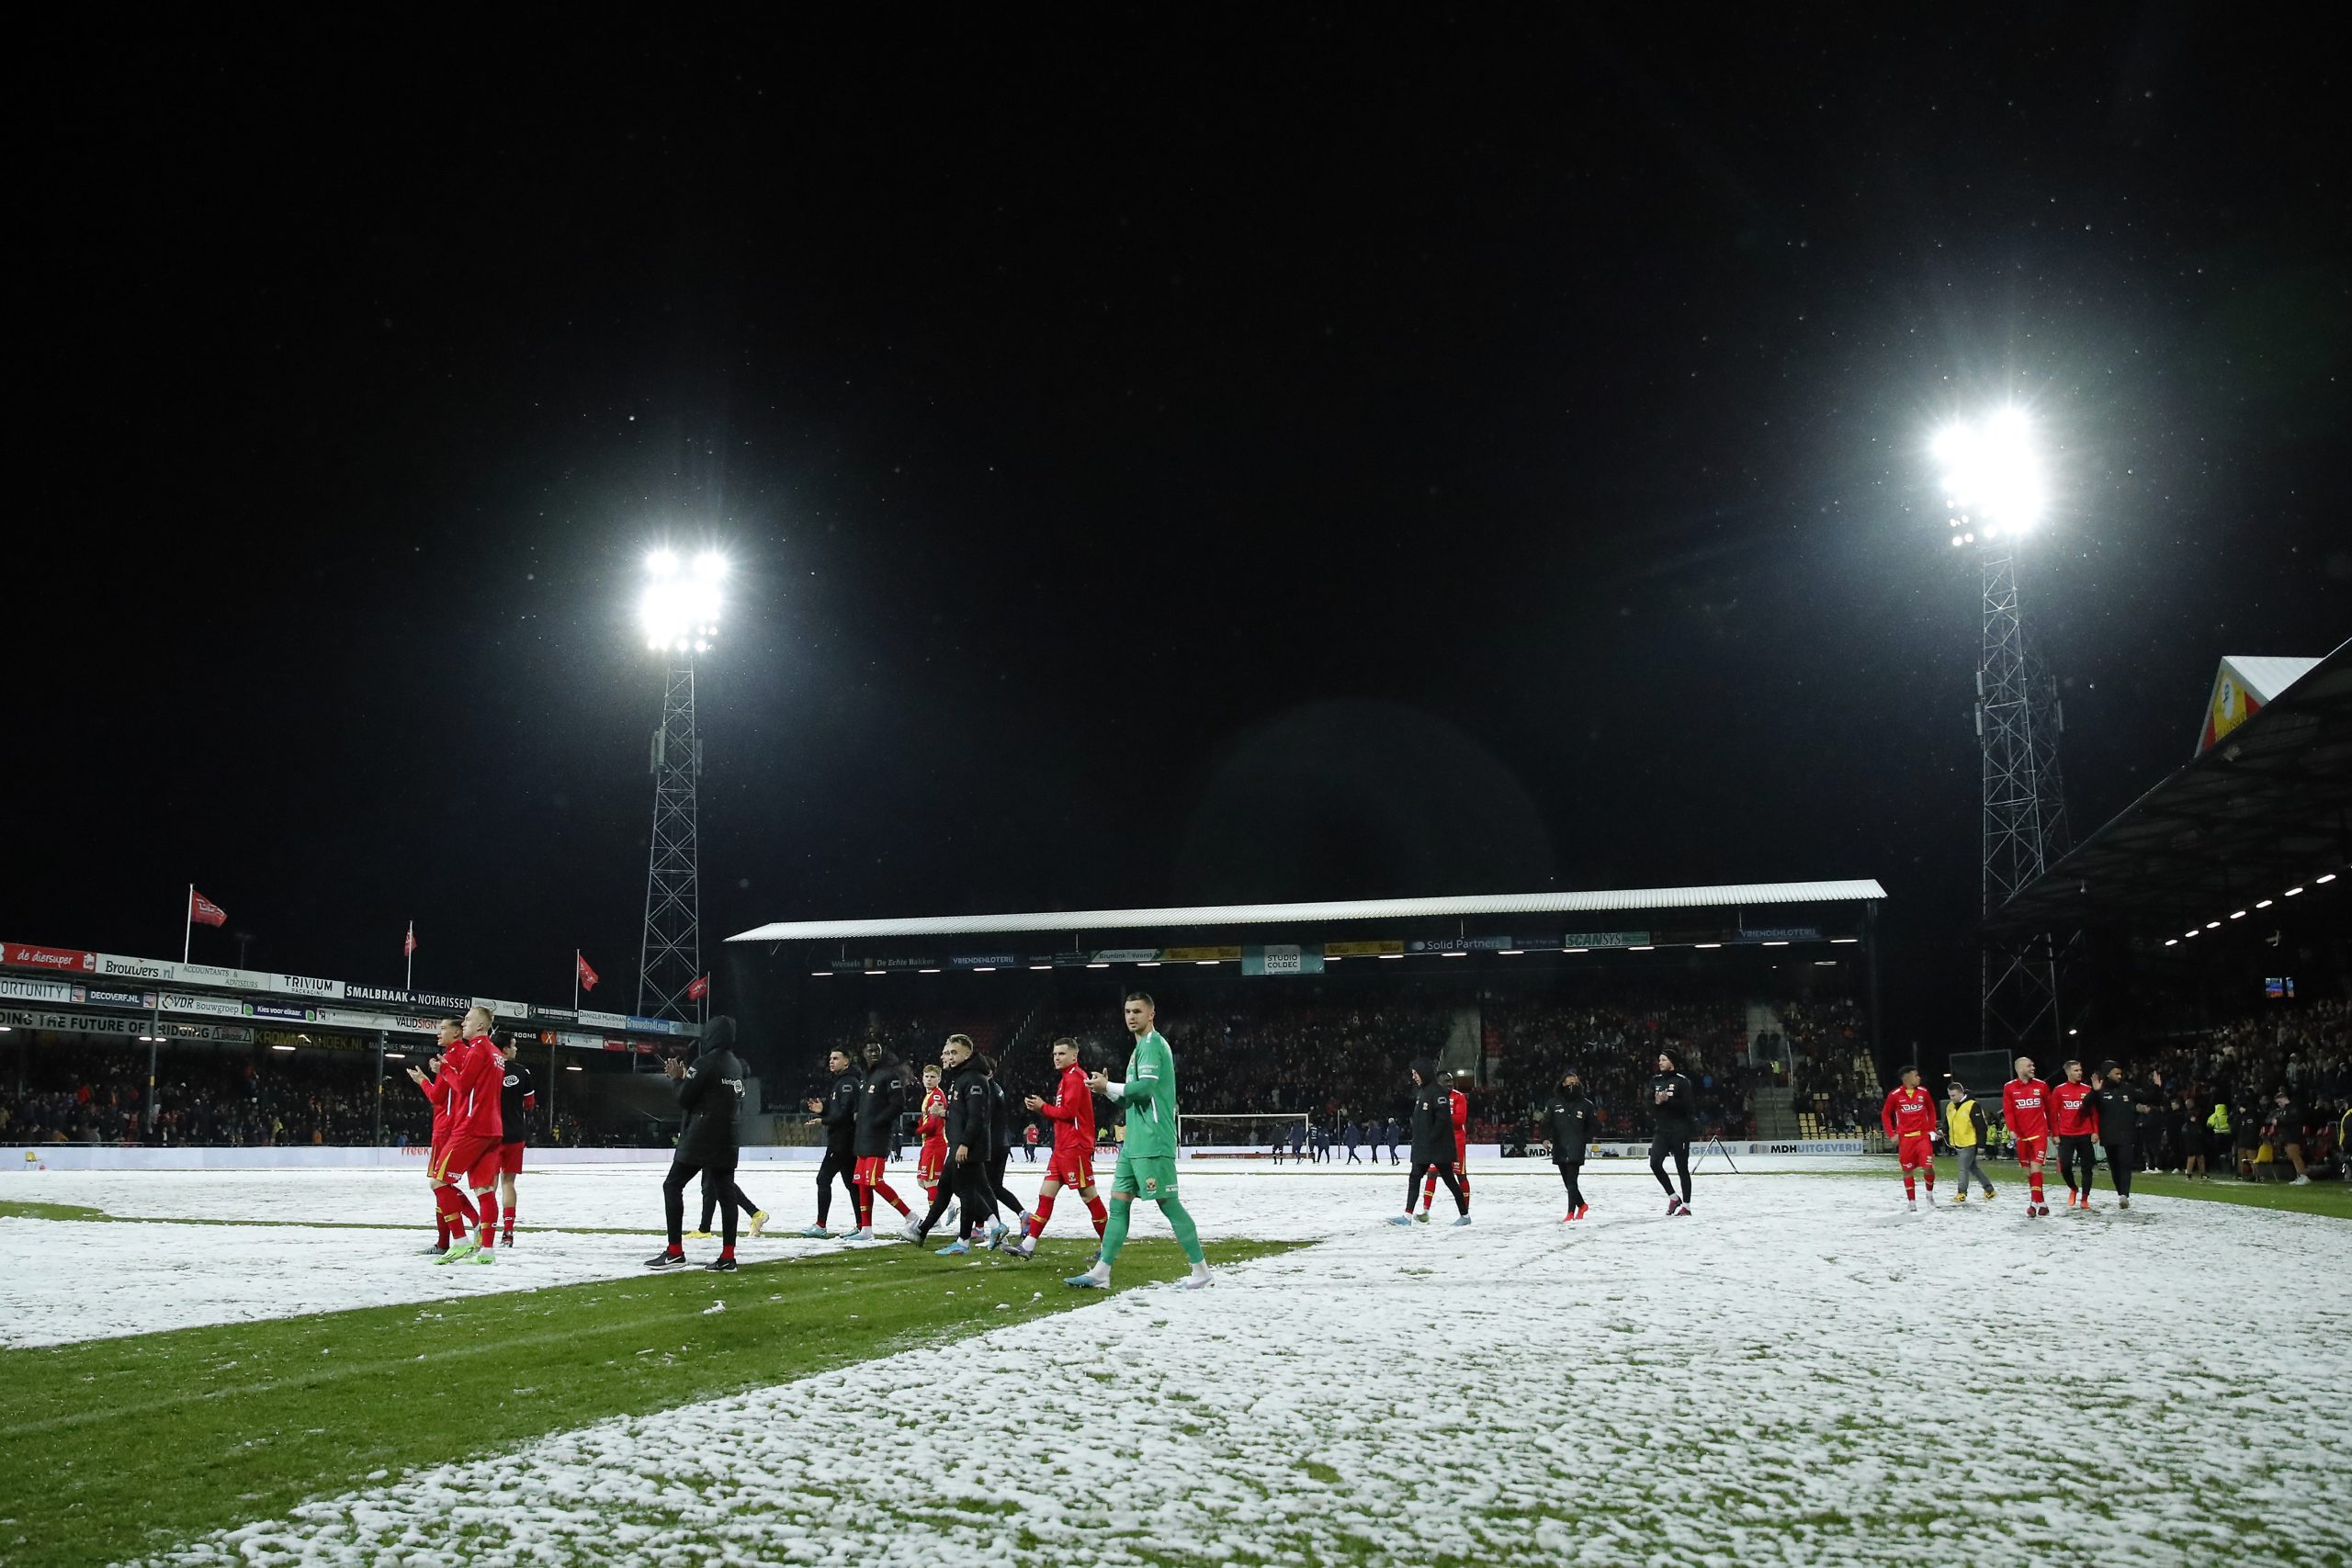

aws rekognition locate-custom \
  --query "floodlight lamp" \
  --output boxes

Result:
[1933,408,2046,540]
[695,551,728,580]
[647,549,679,578]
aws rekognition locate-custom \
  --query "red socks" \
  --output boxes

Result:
[2030,1173,2045,1202]
[1922,1169,1935,1190]
[1085,1195,1107,1235]
[1903,1174,1917,1199]
[434,1213,450,1247]
[475,1191,500,1248]
[503,1199,516,1238]
[855,1190,874,1229]
[434,1184,480,1227]
[874,1180,910,1216]
[718,1245,735,1261]
[1028,1191,1057,1239]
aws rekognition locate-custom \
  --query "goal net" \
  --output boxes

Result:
[1180,1111,1316,1159]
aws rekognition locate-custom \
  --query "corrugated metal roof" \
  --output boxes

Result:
[2222,655,2323,705]
[729,880,1888,943]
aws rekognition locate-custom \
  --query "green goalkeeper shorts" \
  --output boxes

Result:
[1111,1152,1180,1201]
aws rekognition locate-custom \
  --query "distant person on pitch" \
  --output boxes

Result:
[1419,1069,1470,1219]
[1943,1080,1996,1203]
[1012,1036,1108,1259]
[1648,1050,1697,1217]
[1881,1066,1939,1211]
[798,1047,860,1236]
[1391,1059,1469,1226]
[2001,1057,2054,1216]
[1541,1067,1598,1221]
[2088,1062,2161,1209]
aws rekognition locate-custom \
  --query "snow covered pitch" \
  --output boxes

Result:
[6,1161,2348,1566]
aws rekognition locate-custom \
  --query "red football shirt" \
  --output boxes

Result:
[1881,1086,1936,1139]
[917,1086,946,1146]
[1036,1063,1097,1156]
[447,1035,505,1140]
[2003,1078,2052,1139]
[2052,1079,2099,1138]
[1449,1089,1468,1148]
[421,1069,456,1142]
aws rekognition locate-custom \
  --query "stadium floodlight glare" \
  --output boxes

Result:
[2320,873,2339,885]
[1934,407,2046,542]
[640,547,725,653]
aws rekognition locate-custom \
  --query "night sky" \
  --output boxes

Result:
[17,13,2347,1048]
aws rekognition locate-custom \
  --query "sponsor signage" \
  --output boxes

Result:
[1090,948,1161,964]
[96,953,178,983]
[1731,926,1822,945]
[163,992,248,1019]
[479,998,529,1020]
[161,1021,255,1043]
[827,955,937,973]
[1511,935,1564,952]
[1242,944,1324,977]
[580,1009,628,1028]
[0,1007,245,1043]
[74,985,155,1010]
[1048,952,1098,968]
[1324,940,1404,958]
[1,976,74,1003]
[1562,931,1649,950]
[627,1015,686,1035]
[948,953,1019,969]
[529,1005,579,1023]
[4,942,96,973]
[274,973,345,998]
[1405,935,1514,953]
[175,962,272,990]
[344,983,470,1012]
[246,1002,316,1022]
[1160,945,1243,963]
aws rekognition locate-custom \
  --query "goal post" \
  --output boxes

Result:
[1180,1111,1315,1158]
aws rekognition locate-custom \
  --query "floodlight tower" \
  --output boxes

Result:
[1935,412,2073,1053]
[636,548,725,1023]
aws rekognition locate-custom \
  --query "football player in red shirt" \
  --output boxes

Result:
[914,1062,950,1219]
[433,1006,506,1263]
[1880,1065,1939,1210]
[2050,1058,2101,1211]
[1011,1037,1108,1259]
[1419,1072,1471,1219]
[2002,1055,2053,1216]
[406,1021,470,1254]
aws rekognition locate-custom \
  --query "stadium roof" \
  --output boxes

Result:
[729,879,1887,944]
[1985,636,2352,938]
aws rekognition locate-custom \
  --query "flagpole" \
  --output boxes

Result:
[406,922,413,992]
[183,883,195,964]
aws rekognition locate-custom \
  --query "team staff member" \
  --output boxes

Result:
[645,1015,749,1271]
[1419,1070,1471,1219]
[2088,1062,2161,1210]
[1943,1080,1996,1203]
[494,1035,537,1247]
[1648,1050,1698,1216]
[2052,1060,2100,1210]
[797,1048,861,1237]
[1391,1059,1469,1226]
[1540,1068,1598,1221]
[912,1034,999,1253]
[433,1007,506,1264]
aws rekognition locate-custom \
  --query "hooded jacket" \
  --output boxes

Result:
[1649,1056,1697,1139]
[2088,1078,2155,1145]
[675,1016,746,1163]
[989,1072,1019,1151]
[819,1059,860,1151]
[1541,1085,1598,1162]
[1408,1061,1454,1165]
[854,1055,908,1158]
[944,1055,990,1159]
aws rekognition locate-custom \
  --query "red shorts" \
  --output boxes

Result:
[2014,1134,2048,1165]
[426,1139,446,1174]
[1896,1134,1934,1171]
[434,1134,502,1189]
[1046,1146,1095,1190]
[854,1155,891,1186]
[499,1141,526,1176]
[918,1142,946,1186]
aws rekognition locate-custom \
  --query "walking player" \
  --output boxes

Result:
[645,1016,749,1272]
[1943,1080,1996,1203]
[1649,1050,1698,1216]
[1067,992,1211,1292]
[846,1041,912,1241]
[798,1047,860,1237]
[1391,1060,1469,1226]
[1540,1067,1597,1221]
[2002,1056,2053,1216]
[1882,1066,1939,1210]
[1012,1037,1108,1258]
[2052,1060,2100,1211]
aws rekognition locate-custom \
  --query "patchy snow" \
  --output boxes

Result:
[115,1168,2352,1568]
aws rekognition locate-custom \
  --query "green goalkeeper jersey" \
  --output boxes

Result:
[1117,1028,1180,1159]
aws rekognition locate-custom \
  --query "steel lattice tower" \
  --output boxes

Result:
[1976,547,2072,1052]
[638,656,703,1022]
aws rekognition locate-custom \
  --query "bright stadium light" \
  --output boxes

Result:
[1935,407,2046,542]
[640,547,724,654]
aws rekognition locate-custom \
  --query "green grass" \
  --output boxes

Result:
[0,1235,1298,1568]
[1928,1158,2352,1218]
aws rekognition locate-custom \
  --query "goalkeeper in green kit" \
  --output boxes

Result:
[1066,991,1212,1292]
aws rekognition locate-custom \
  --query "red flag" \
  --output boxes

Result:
[576,953,600,992]
[686,974,709,1001]
[190,889,228,928]
[402,920,418,958]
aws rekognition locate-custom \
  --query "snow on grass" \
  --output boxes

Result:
[141,1169,2352,1568]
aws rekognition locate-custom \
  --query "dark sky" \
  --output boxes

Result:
[16,12,2347,1045]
